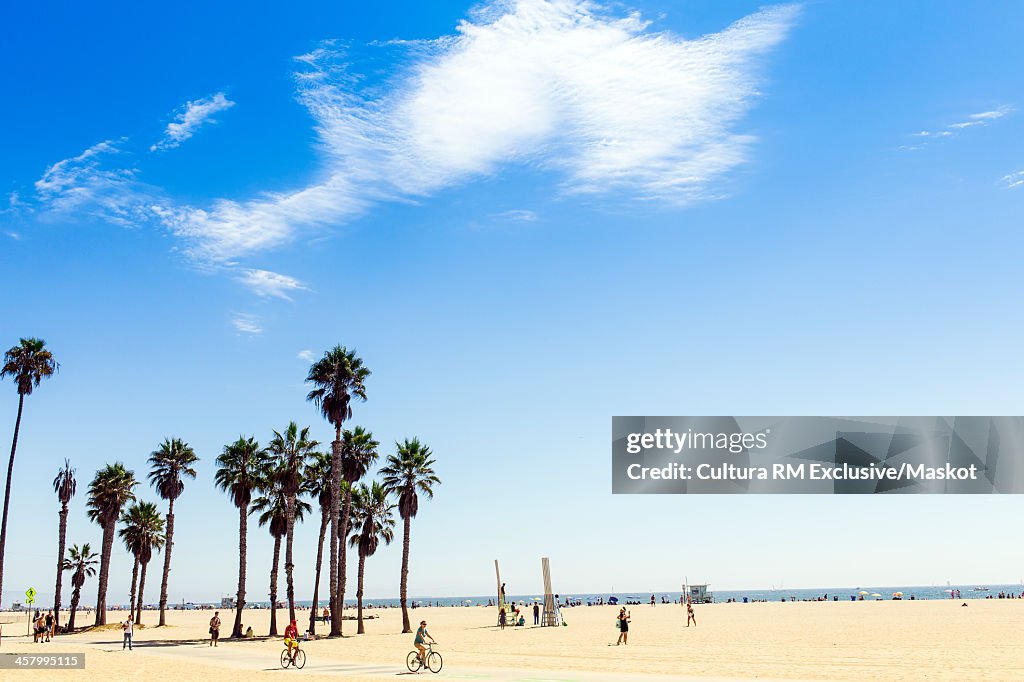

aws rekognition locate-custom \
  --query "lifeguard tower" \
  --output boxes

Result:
[687,584,713,604]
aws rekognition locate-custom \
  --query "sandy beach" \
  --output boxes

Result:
[4,599,1022,681]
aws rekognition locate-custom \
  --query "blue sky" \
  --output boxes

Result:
[2,0,1024,607]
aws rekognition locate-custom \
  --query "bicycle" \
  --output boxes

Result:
[280,645,306,669]
[406,642,442,673]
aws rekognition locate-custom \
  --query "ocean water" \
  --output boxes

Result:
[281,584,1024,610]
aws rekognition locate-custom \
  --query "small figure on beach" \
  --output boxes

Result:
[209,611,221,647]
[122,617,133,650]
[45,611,54,641]
[650,594,655,606]
[414,620,436,667]
[686,602,697,627]
[322,607,330,623]
[498,607,507,630]
[245,625,254,638]
[616,607,630,645]
[533,602,540,625]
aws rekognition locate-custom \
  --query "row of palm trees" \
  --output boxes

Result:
[2,340,440,638]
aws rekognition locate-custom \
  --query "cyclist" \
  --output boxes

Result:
[284,618,300,662]
[414,619,436,666]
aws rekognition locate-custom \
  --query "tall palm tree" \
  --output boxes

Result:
[52,459,76,630]
[337,427,378,625]
[265,422,318,623]
[86,463,137,625]
[215,436,266,638]
[119,501,165,624]
[62,544,98,631]
[252,466,310,636]
[347,482,395,635]
[302,452,341,635]
[147,438,198,627]
[305,346,369,636]
[0,337,58,607]
[380,439,440,633]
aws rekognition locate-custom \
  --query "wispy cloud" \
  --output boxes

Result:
[231,313,263,335]
[4,231,21,240]
[236,268,309,300]
[151,93,235,152]
[1003,171,1024,189]
[297,349,317,362]
[492,209,539,223]
[907,106,1014,146]
[30,1,799,271]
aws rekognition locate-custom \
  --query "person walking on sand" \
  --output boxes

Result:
[533,602,539,625]
[45,611,54,641]
[616,607,630,645]
[686,602,697,627]
[209,611,221,646]
[122,617,133,650]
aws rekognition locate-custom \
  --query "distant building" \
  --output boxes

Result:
[688,584,713,604]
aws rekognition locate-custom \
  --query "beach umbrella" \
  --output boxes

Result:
[871,593,882,598]
[859,591,869,595]
[893,592,903,597]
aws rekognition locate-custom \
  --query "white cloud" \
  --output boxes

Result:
[4,231,21,240]
[231,313,263,335]
[912,106,1014,141]
[33,139,154,225]
[151,93,235,152]
[155,0,799,261]
[1003,171,1024,189]
[236,268,309,300]
[30,1,799,267]
[297,349,317,362]
[492,209,539,223]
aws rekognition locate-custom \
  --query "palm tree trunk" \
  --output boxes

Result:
[128,558,139,622]
[268,534,281,636]
[328,436,341,636]
[95,519,115,625]
[232,503,247,638]
[356,552,366,634]
[158,497,175,627]
[399,514,412,633]
[136,559,149,625]
[68,585,81,631]
[0,393,25,608]
[308,507,328,635]
[285,493,296,623]
[53,503,69,629]
[338,487,352,632]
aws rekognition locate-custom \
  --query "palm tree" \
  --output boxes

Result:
[119,501,165,624]
[302,452,340,635]
[86,463,137,625]
[52,459,76,630]
[347,482,395,634]
[0,337,58,607]
[337,427,378,625]
[147,438,198,627]
[252,465,310,636]
[305,346,369,636]
[380,439,440,633]
[265,422,318,623]
[62,544,98,631]
[215,436,266,638]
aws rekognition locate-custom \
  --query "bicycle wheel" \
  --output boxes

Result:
[427,651,443,673]
[406,650,423,672]
[280,649,291,668]
[293,650,306,669]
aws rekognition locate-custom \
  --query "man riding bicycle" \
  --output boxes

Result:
[284,619,301,661]
[414,620,436,665]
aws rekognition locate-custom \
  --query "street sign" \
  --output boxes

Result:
[25,587,36,605]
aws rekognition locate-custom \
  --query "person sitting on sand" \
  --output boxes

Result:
[414,620,436,666]
[245,625,254,638]
[686,602,696,627]
[616,608,630,645]
[284,619,300,662]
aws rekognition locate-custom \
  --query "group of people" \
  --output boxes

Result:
[33,611,57,642]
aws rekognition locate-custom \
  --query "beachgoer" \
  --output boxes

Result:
[686,602,696,627]
[122,617,133,650]
[45,611,54,641]
[498,607,507,630]
[616,608,630,645]
[533,602,540,625]
[322,606,330,623]
[245,625,254,638]
[209,611,221,646]
[284,619,300,662]
[414,620,436,666]
[650,594,655,606]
